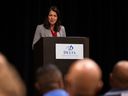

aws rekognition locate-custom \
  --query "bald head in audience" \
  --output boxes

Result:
[110,60,128,89]
[0,53,26,96]
[65,58,103,96]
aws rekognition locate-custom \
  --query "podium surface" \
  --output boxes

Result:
[33,37,89,75]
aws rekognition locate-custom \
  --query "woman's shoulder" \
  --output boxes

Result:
[37,24,44,27]
[36,24,45,29]
[60,25,65,29]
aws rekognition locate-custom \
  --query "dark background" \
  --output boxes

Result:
[0,0,128,96]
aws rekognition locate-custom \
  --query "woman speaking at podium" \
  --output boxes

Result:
[32,6,66,48]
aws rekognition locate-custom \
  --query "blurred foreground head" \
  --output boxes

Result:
[65,58,103,96]
[0,53,26,96]
[35,64,64,95]
[110,60,128,89]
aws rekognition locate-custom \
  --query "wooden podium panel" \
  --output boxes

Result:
[33,37,89,75]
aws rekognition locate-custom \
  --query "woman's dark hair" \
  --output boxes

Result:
[43,6,61,32]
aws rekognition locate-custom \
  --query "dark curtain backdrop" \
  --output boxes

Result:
[0,0,128,96]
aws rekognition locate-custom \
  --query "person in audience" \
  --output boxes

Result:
[65,58,103,96]
[34,64,69,96]
[0,52,27,96]
[103,60,128,96]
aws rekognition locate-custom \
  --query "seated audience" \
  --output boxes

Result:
[65,58,103,96]
[0,52,27,96]
[34,64,69,96]
[104,60,128,96]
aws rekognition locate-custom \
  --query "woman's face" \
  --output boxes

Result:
[48,10,58,26]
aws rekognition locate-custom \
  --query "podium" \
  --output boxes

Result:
[33,37,89,75]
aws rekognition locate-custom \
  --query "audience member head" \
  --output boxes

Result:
[65,58,103,96]
[110,60,128,89]
[35,64,64,95]
[0,52,27,96]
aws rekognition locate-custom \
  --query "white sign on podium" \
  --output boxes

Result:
[56,44,84,59]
